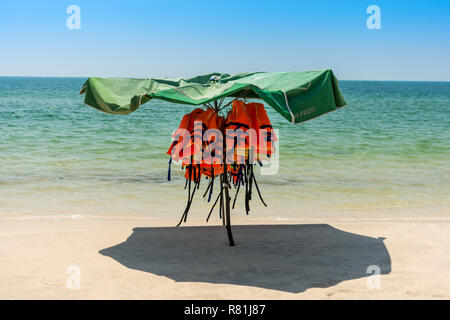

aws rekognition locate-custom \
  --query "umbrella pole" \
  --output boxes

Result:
[223,166,235,246]
[215,100,235,246]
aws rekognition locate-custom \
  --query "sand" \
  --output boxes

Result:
[0,216,449,299]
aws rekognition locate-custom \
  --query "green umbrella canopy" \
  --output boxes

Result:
[80,69,346,124]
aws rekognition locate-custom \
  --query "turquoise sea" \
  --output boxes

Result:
[0,77,449,221]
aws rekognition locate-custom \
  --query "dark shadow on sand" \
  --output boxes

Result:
[99,224,391,293]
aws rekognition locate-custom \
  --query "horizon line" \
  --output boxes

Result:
[0,75,449,83]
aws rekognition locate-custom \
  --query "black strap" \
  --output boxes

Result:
[167,158,172,181]
[244,162,250,215]
[224,122,250,129]
[177,165,198,226]
[232,180,241,209]
[252,168,267,207]
[206,185,224,222]
[208,167,214,202]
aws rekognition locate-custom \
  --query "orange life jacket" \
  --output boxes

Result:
[200,111,225,178]
[167,107,204,163]
[244,102,277,160]
[224,100,252,164]
[168,108,224,181]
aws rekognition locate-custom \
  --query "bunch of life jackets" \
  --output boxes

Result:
[167,100,276,224]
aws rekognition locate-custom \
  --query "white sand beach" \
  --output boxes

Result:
[1,214,449,300]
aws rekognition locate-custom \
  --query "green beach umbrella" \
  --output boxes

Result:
[80,69,346,245]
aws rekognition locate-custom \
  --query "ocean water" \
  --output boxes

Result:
[0,77,449,221]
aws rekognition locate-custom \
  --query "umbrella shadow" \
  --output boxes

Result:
[99,224,391,293]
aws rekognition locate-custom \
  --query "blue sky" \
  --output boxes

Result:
[0,0,449,80]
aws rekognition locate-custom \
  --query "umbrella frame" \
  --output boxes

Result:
[213,99,235,246]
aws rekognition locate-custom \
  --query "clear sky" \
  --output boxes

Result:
[1,0,449,80]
